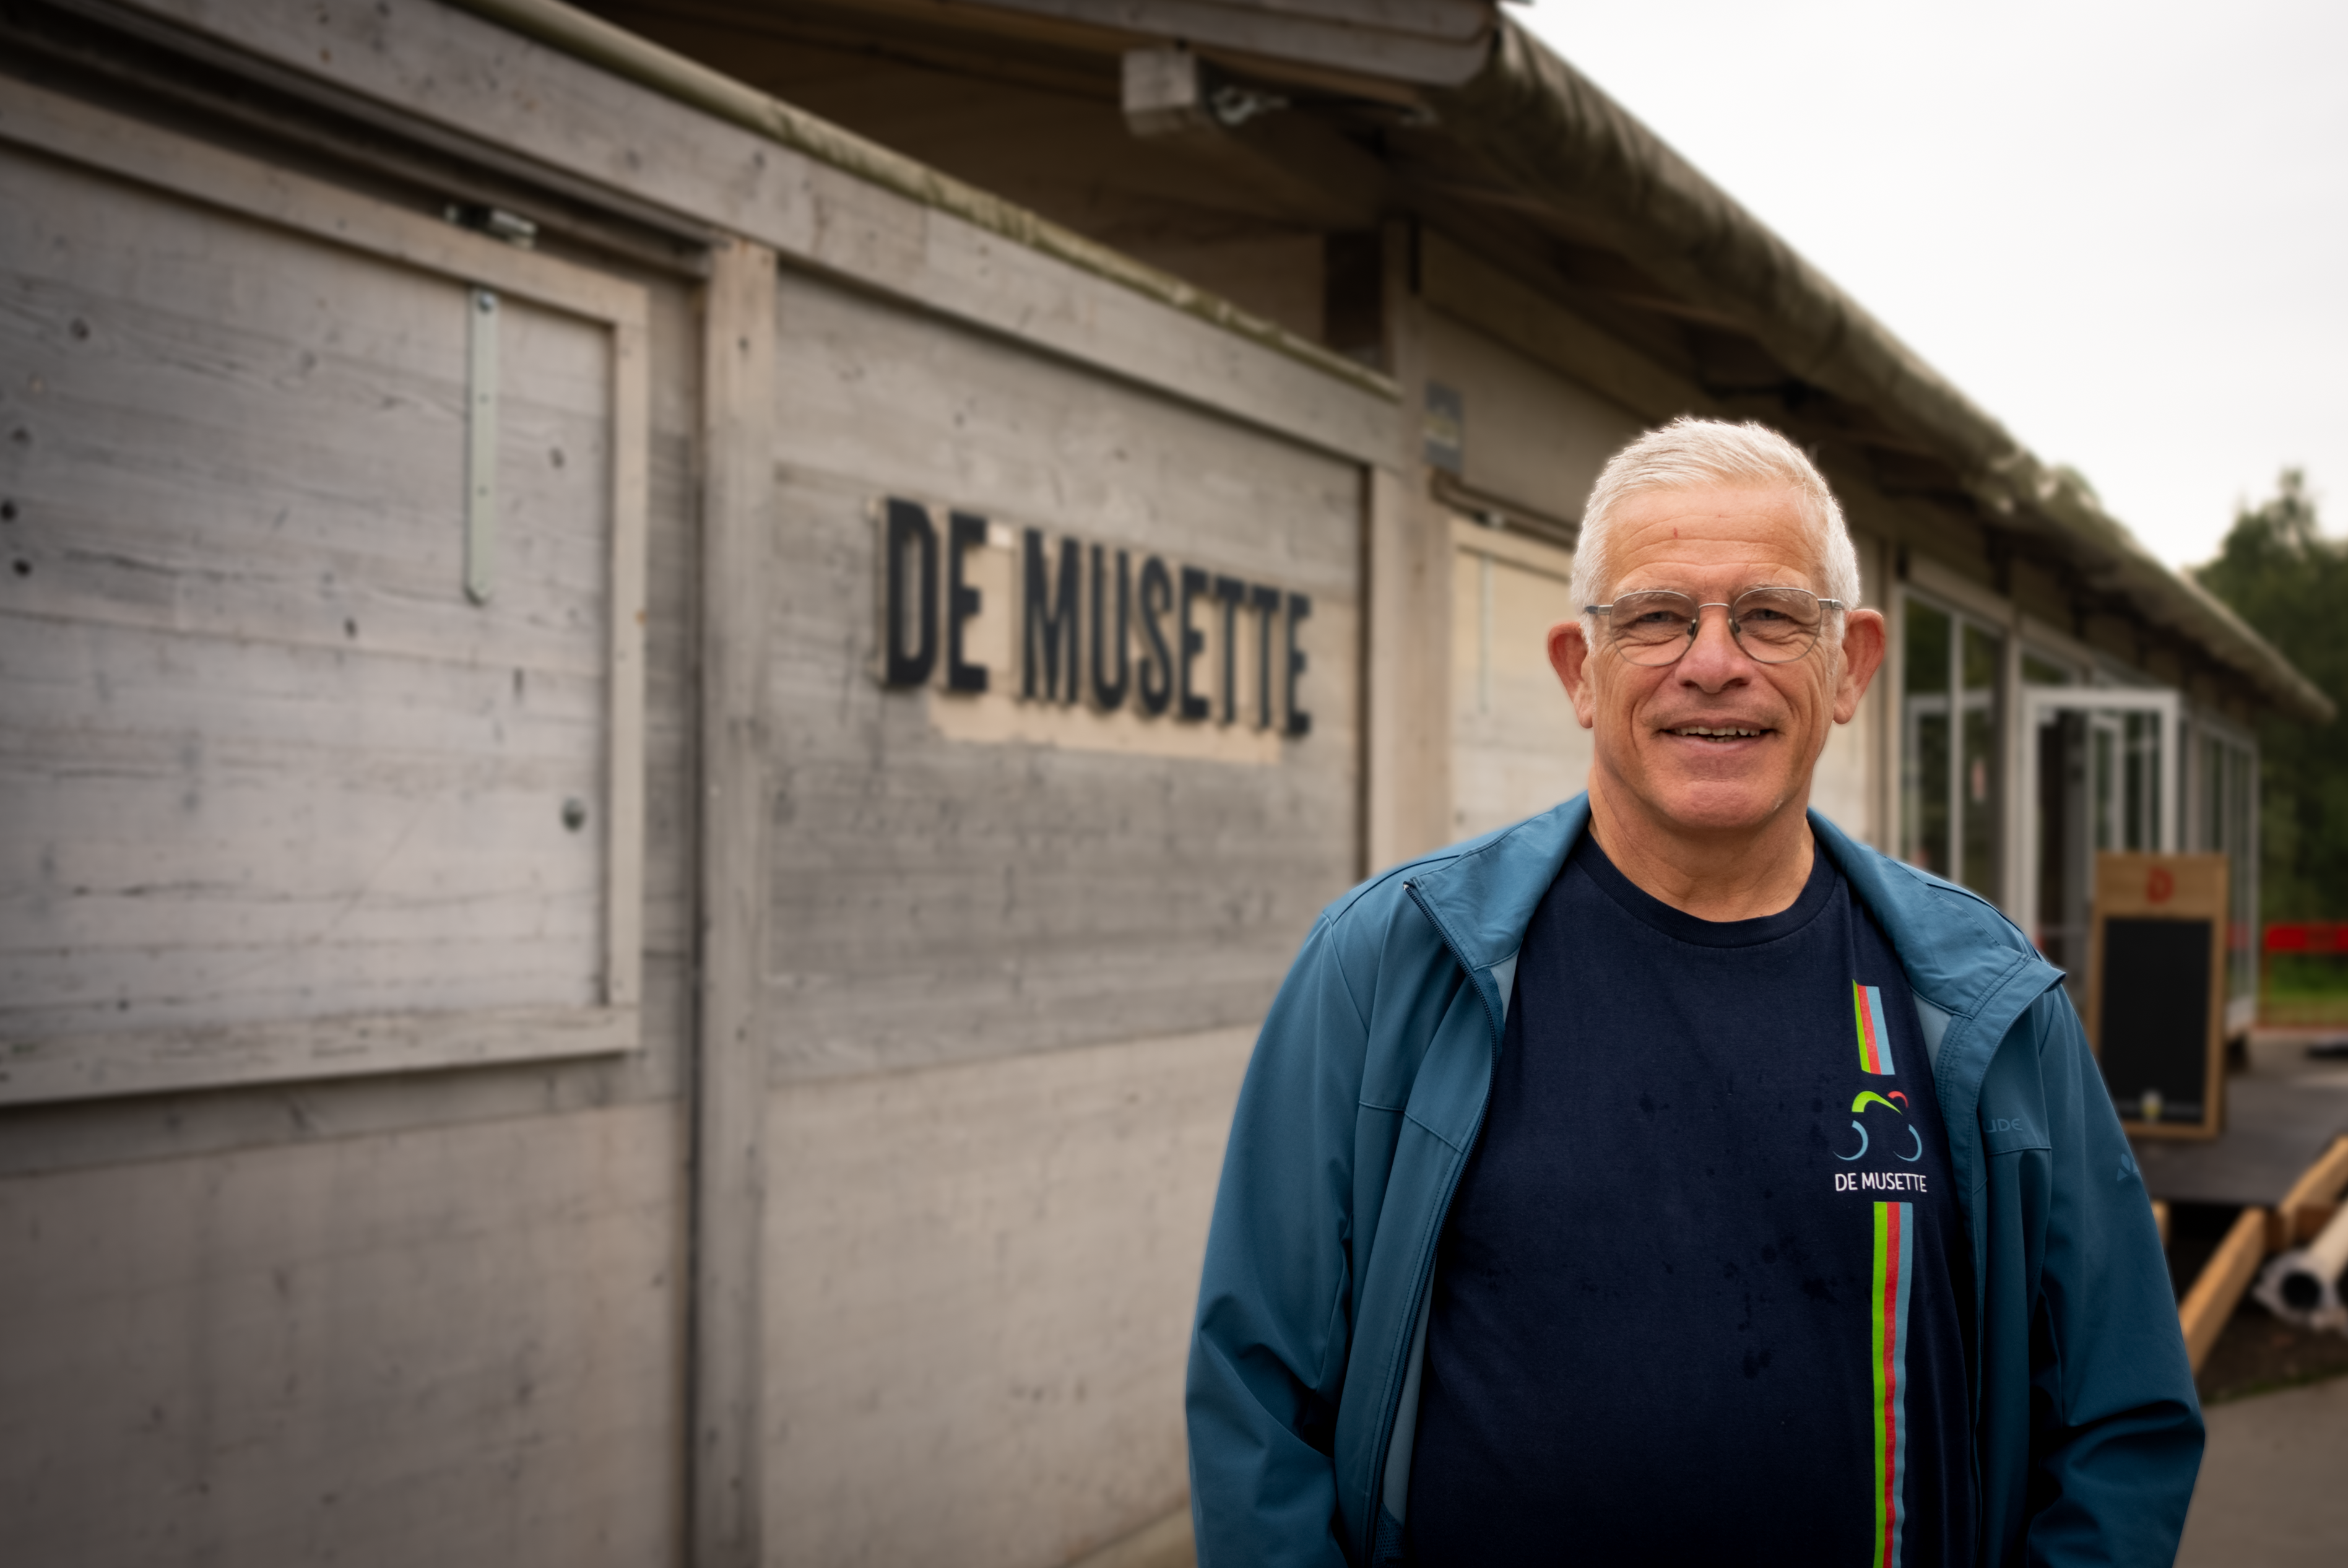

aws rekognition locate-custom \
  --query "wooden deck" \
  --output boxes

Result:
[2133,1032,2348,1207]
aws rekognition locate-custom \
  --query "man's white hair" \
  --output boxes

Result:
[1568,417,1861,615]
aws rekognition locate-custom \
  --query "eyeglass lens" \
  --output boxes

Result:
[1606,588,1826,665]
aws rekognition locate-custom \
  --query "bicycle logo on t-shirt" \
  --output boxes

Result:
[1833,1088,1925,1165]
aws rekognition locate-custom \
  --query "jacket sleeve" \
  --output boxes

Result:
[1187,915,1367,1568]
[2020,991,2204,1566]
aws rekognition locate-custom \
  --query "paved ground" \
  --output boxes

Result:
[2152,1029,2348,1565]
[2178,1374,2348,1566]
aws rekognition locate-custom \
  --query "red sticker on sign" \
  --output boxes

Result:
[2147,866,2175,903]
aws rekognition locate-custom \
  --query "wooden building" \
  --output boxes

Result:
[0,1,2326,1564]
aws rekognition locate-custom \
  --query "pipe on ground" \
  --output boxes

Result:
[2254,1203,2348,1333]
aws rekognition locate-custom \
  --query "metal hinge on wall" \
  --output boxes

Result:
[466,286,498,605]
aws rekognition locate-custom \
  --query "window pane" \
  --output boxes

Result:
[2022,652,2072,686]
[2230,743,2258,1001]
[1959,623,2003,898]
[2092,724,2116,850]
[2202,735,2224,852]
[1902,600,1952,876]
[2122,712,2157,850]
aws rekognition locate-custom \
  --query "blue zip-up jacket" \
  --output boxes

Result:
[1187,796,2201,1566]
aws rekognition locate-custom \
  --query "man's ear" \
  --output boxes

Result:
[1549,620,1599,729]
[1832,609,1887,724]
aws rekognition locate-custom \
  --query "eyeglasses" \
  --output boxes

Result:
[1583,586,1844,667]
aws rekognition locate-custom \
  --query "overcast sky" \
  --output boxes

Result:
[1515,1,2346,570]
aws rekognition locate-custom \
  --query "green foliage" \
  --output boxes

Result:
[2193,470,2348,920]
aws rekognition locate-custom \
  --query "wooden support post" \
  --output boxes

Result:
[2178,1206,2268,1374]
[2151,1199,2171,1250]
[691,236,776,1568]
[1360,219,1453,873]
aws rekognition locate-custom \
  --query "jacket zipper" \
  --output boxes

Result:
[1366,880,1507,1537]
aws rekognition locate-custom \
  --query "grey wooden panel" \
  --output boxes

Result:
[1423,308,1645,527]
[0,1004,639,1107]
[0,223,696,1170]
[765,271,1360,1080]
[0,1102,684,1567]
[0,952,691,1182]
[114,0,1405,468]
[765,1026,1250,1567]
[0,138,635,1070]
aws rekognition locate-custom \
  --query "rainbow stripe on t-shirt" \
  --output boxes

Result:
[1852,982,1895,1076]
[1870,1200,1915,1568]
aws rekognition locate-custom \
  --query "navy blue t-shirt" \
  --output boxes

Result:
[1407,831,1973,1567]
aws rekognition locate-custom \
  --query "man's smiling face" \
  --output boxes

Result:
[1558,484,1876,838]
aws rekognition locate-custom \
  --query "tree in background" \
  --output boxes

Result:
[2193,470,2348,920]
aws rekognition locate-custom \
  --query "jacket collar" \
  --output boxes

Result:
[1406,792,2068,1385]
[1406,794,2064,1076]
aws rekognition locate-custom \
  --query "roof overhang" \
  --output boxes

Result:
[1431,20,2331,722]
[450,0,2329,722]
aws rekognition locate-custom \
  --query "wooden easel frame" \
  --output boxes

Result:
[2086,852,2229,1140]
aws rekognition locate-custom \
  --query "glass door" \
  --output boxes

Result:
[2017,687,2183,990]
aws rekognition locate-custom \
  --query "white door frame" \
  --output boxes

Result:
[2012,687,2183,941]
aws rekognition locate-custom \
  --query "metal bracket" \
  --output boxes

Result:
[465,286,498,605]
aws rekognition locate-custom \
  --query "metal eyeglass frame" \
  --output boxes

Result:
[1582,586,1847,666]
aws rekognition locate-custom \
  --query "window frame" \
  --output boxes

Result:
[1897,586,2008,902]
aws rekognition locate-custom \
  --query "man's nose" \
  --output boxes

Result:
[1676,604,1749,688]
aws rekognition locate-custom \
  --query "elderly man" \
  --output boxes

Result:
[1185,419,2200,1566]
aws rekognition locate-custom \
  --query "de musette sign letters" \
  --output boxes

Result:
[877,496,1312,737]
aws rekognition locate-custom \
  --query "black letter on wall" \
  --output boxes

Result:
[883,498,937,687]
[1213,575,1246,724]
[1022,529,1081,702]
[1137,557,1173,716]
[1178,566,1211,721]
[1285,592,1312,737]
[1091,545,1130,711]
[1249,584,1281,729]
[946,511,989,693]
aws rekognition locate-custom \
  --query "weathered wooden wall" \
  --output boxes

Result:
[1419,307,1642,530]
[1449,521,1590,841]
[0,51,705,1568]
[0,1104,687,1565]
[1,2,1393,1560]
[766,1025,1253,1566]
[0,5,1899,1567]
[761,267,1364,1083]
[0,136,623,1028]
[740,261,1364,1558]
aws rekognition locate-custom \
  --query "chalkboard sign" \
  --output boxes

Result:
[2086,853,2229,1140]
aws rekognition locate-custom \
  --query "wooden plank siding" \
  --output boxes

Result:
[765,1024,1254,1567]
[760,267,1364,1083]
[0,45,706,1568]
[0,1101,686,1565]
[113,0,1405,472]
[0,3,1478,1564]
[1447,519,1589,841]
[0,84,650,1101]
